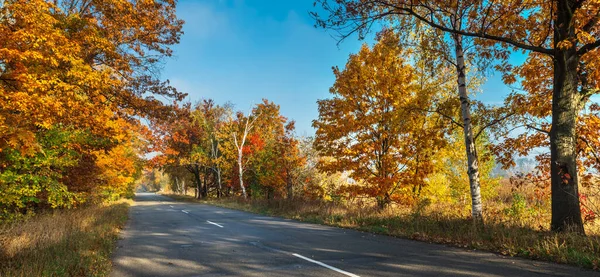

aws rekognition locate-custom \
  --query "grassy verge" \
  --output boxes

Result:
[0,200,131,277]
[163,193,599,270]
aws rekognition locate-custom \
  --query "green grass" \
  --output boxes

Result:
[163,193,600,270]
[0,200,131,277]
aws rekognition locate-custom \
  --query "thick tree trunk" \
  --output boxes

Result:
[454,34,483,222]
[550,1,584,233]
[238,149,247,198]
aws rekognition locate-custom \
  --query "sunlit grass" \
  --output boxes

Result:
[0,200,131,276]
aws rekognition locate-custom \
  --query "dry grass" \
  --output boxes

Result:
[0,200,131,277]
[164,193,600,270]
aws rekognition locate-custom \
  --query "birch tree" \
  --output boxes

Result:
[231,109,260,199]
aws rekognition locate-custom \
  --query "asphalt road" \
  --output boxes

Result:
[110,193,599,277]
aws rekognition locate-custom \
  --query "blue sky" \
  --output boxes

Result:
[162,0,514,136]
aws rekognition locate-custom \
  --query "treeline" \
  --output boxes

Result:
[151,100,309,200]
[0,0,184,221]
[153,30,599,235]
[151,34,502,213]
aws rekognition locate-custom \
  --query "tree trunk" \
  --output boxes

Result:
[216,169,222,198]
[454,34,483,222]
[201,168,208,198]
[174,176,180,194]
[376,193,391,209]
[238,149,247,198]
[193,165,202,200]
[286,172,293,200]
[550,1,584,233]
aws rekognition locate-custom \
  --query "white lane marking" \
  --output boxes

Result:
[181,210,189,214]
[292,253,360,277]
[170,205,174,208]
[206,220,224,228]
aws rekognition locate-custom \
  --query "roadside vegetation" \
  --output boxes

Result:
[0,200,130,276]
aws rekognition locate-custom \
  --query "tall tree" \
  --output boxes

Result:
[231,109,260,199]
[314,31,446,208]
[151,103,207,199]
[406,18,496,221]
[278,122,305,199]
[192,100,233,198]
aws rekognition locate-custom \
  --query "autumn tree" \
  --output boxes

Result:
[192,100,233,198]
[314,31,446,208]
[313,0,600,233]
[278,122,305,199]
[245,101,304,200]
[229,108,260,199]
[493,50,600,224]
[151,103,208,199]
[1,0,184,152]
[0,0,183,217]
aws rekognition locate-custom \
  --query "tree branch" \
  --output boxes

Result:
[474,112,514,140]
[580,136,600,165]
[525,124,550,135]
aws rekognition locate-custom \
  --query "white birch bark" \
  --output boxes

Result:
[232,112,259,199]
[453,33,483,222]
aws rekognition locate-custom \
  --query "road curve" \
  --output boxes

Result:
[110,193,598,277]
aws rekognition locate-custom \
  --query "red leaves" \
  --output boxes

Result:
[244,133,264,155]
[580,193,597,223]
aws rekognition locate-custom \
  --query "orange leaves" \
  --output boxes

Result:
[314,30,453,206]
[0,0,184,213]
[1,0,183,154]
[243,134,264,155]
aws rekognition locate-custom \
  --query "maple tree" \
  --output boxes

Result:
[493,50,600,224]
[314,31,450,208]
[151,103,209,199]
